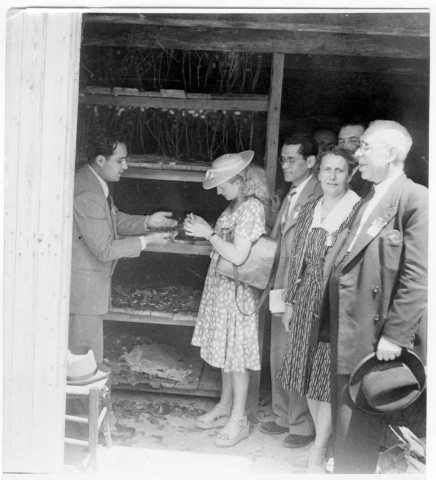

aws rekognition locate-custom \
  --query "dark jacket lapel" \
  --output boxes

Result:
[337,174,406,268]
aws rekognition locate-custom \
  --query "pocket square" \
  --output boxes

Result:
[385,229,402,245]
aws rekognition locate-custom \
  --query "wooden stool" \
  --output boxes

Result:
[65,375,112,471]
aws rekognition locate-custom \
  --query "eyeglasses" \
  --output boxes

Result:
[357,143,387,153]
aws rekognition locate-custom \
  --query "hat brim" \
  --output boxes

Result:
[348,349,426,415]
[203,150,254,190]
[67,364,111,386]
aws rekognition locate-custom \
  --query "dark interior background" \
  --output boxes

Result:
[76,12,430,382]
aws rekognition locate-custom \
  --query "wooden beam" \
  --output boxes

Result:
[79,92,269,111]
[84,13,429,37]
[265,53,284,194]
[283,54,429,79]
[81,25,429,59]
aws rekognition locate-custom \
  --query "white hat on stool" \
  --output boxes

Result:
[67,347,110,385]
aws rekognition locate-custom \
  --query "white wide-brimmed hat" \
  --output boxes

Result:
[203,150,254,190]
[67,347,110,386]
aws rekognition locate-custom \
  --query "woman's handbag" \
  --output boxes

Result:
[216,235,277,290]
[216,234,281,315]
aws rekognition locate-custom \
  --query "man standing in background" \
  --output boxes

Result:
[337,120,373,197]
[260,133,322,450]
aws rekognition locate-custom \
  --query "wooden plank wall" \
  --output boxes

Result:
[3,10,81,472]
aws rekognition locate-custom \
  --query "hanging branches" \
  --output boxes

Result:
[78,47,265,164]
[80,47,266,94]
[77,104,256,164]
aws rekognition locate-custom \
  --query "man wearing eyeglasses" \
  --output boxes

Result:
[260,133,322,451]
[322,120,428,473]
[337,120,373,198]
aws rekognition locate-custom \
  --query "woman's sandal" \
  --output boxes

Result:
[215,416,249,447]
[195,403,231,430]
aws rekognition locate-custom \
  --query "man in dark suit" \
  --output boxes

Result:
[337,120,373,198]
[260,133,322,449]
[324,120,428,473]
[70,131,177,363]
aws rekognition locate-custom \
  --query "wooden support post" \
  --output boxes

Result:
[88,387,99,472]
[265,53,284,194]
[246,303,268,415]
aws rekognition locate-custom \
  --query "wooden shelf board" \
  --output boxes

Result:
[79,92,269,111]
[112,361,220,397]
[111,383,220,397]
[145,242,211,255]
[122,166,206,182]
[105,309,197,326]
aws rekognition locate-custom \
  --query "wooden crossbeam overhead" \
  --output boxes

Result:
[283,55,429,83]
[82,24,429,60]
[84,13,429,38]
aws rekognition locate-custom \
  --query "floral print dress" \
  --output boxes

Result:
[191,197,266,372]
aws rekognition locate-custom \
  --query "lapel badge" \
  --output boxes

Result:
[293,204,301,219]
[367,216,387,238]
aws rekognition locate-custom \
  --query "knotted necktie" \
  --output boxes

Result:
[280,187,297,226]
[107,194,115,214]
[345,185,376,254]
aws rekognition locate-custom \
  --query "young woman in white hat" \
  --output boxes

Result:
[184,150,270,447]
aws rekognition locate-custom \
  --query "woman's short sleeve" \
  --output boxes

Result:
[234,198,266,243]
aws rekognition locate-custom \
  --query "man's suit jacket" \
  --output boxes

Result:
[70,165,148,315]
[271,175,323,290]
[324,173,428,374]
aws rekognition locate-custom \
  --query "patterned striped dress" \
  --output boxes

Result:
[277,192,360,402]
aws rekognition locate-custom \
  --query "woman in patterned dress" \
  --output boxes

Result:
[184,151,270,447]
[277,148,361,472]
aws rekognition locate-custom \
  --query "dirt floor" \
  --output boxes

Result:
[64,388,313,477]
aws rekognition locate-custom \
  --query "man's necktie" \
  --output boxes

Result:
[280,187,297,226]
[107,194,114,213]
[344,185,376,254]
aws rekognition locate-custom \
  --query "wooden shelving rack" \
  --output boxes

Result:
[88,53,285,406]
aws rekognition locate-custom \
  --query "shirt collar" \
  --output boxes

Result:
[88,164,109,198]
[290,174,312,197]
[373,169,403,196]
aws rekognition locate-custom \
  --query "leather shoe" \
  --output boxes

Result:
[259,421,288,435]
[283,433,315,448]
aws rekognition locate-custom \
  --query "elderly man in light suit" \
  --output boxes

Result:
[260,133,322,448]
[322,120,428,473]
[69,131,177,363]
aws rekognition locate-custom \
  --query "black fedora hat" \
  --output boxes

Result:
[348,349,426,415]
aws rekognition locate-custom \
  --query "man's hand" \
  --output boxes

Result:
[145,232,172,247]
[281,304,293,333]
[376,335,402,361]
[147,211,177,229]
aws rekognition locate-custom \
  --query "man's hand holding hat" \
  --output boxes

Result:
[376,335,402,361]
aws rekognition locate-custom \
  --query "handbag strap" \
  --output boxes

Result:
[232,233,282,316]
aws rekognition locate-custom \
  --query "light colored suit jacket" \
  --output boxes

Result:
[70,165,148,315]
[325,173,428,373]
[271,175,323,290]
